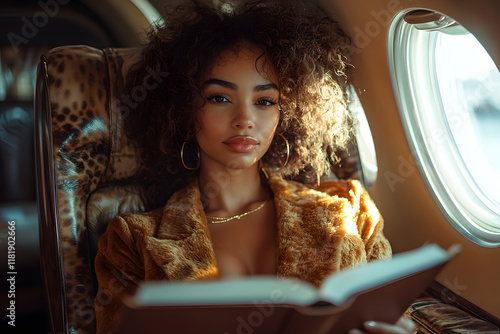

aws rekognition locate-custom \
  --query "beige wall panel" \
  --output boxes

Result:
[320,0,500,318]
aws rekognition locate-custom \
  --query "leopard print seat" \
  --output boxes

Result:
[34,45,365,334]
[35,45,175,334]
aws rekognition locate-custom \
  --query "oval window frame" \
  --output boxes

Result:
[388,9,500,247]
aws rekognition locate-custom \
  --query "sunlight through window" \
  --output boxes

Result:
[389,10,500,246]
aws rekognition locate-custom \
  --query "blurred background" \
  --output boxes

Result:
[0,1,173,332]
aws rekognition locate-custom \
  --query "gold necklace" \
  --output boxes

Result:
[206,200,267,224]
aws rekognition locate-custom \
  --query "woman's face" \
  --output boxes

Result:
[196,43,280,172]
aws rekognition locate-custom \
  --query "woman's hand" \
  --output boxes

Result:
[348,317,416,334]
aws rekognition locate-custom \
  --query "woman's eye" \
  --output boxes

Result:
[256,99,277,107]
[208,95,229,103]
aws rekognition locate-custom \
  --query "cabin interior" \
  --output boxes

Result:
[0,0,499,333]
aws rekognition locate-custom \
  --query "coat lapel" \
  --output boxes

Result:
[269,177,363,287]
[144,179,220,281]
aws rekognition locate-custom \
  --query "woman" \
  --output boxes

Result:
[94,1,415,333]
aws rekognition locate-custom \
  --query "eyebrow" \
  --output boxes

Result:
[203,78,278,92]
[254,83,279,92]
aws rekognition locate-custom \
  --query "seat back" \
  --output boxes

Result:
[35,45,173,334]
[34,45,365,334]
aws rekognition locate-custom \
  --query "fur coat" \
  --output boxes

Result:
[94,176,392,334]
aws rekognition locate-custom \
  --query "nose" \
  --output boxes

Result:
[231,103,254,129]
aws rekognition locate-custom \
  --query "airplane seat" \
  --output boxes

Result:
[35,45,175,334]
[34,45,368,334]
[410,295,500,333]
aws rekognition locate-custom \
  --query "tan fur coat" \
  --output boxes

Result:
[94,176,392,334]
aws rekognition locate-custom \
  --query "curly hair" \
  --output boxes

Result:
[127,0,354,183]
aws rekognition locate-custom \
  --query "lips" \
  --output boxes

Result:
[223,136,259,153]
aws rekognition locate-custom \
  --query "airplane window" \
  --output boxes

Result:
[130,0,163,25]
[347,85,378,188]
[389,10,500,246]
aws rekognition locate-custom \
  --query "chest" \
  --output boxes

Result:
[207,203,277,278]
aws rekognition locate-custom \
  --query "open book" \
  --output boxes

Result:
[117,244,461,334]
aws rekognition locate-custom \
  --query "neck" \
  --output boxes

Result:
[198,162,269,215]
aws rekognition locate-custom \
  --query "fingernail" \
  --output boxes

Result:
[364,320,378,328]
[403,317,417,329]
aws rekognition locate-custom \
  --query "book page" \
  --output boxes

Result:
[135,276,320,306]
[133,244,458,310]
[319,244,452,305]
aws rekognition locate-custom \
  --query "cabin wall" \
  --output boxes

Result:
[321,0,500,318]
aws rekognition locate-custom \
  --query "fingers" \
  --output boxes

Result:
[348,329,365,334]
[396,317,417,332]
[349,317,416,334]
[363,320,409,333]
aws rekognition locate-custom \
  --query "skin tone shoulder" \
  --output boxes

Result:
[194,40,414,334]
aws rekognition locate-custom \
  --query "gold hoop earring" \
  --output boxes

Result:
[260,133,289,177]
[276,133,290,170]
[181,142,200,170]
